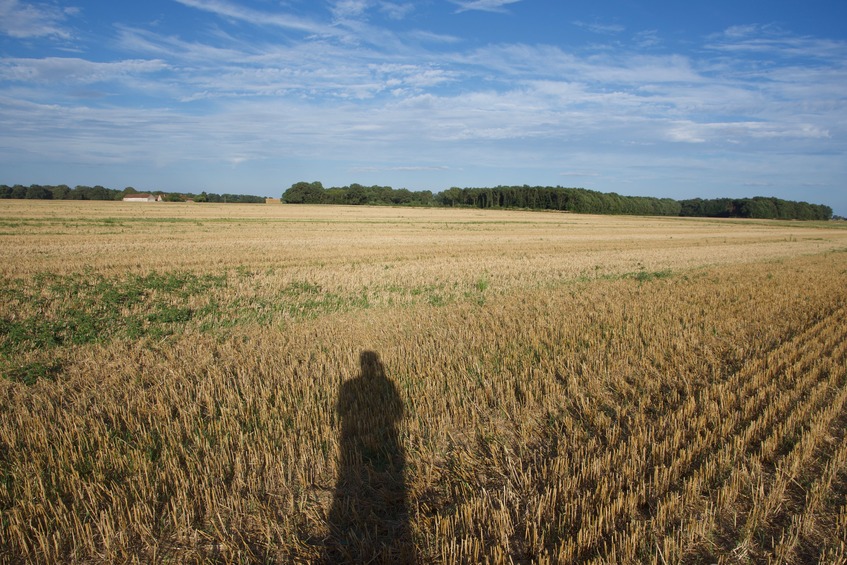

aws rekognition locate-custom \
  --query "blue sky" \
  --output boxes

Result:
[1,0,846,213]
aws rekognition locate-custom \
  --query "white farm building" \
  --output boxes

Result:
[123,193,162,202]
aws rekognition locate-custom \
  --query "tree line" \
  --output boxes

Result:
[282,182,833,220]
[678,197,832,221]
[281,182,434,207]
[2,182,831,219]
[0,184,266,204]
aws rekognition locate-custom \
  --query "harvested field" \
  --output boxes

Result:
[1,200,846,563]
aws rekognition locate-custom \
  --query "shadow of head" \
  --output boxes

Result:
[360,350,385,378]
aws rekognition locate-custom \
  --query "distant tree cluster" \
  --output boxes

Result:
[0,184,266,204]
[0,184,123,201]
[281,181,833,221]
[679,197,832,221]
[281,182,434,206]
[435,185,683,216]
[191,192,266,204]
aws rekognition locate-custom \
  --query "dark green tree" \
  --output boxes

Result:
[345,185,367,205]
[25,185,51,199]
[282,181,325,204]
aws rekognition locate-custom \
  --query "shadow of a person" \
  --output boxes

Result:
[325,351,415,563]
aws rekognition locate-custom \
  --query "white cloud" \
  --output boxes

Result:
[707,24,847,60]
[174,0,334,36]
[116,26,255,65]
[573,20,625,35]
[0,57,168,85]
[407,29,461,44]
[380,2,414,20]
[721,24,767,39]
[665,120,831,144]
[5,23,841,163]
[633,30,661,48]
[331,0,370,19]
[0,0,75,39]
[457,43,703,87]
[451,0,521,14]
[113,25,454,101]
[327,0,415,21]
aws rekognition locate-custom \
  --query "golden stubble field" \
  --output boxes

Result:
[1,200,847,563]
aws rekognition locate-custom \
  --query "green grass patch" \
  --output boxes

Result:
[0,270,226,356]
[1,361,62,386]
[1,268,509,361]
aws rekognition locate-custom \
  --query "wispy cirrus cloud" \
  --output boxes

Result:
[176,0,417,54]
[332,0,369,17]
[6,21,841,161]
[115,24,453,101]
[379,2,415,20]
[173,0,333,36]
[457,43,703,86]
[0,57,168,85]
[665,120,831,144]
[633,30,661,48]
[573,20,625,35]
[0,0,77,39]
[706,23,847,60]
[329,0,415,21]
[451,0,521,14]
[407,29,461,44]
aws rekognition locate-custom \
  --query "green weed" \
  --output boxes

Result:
[1,361,62,386]
[0,271,226,356]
